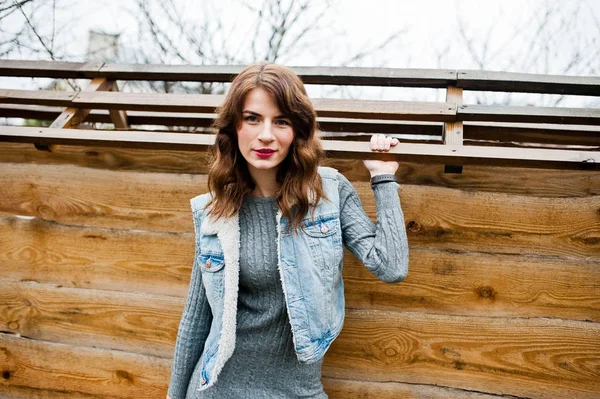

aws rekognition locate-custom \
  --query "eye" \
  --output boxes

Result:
[275,119,291,127]
[244,115,259,124]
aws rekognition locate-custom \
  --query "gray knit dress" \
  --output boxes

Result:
[170,174,409,399]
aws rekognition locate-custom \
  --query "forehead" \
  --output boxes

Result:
[242,88,282,114]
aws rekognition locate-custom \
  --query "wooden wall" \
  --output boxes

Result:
[1,141,599,399]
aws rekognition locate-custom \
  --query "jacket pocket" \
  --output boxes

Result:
[198,252,225,299]
[301,215,343,269]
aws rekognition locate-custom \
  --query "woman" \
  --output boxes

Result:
[167,63,409,399]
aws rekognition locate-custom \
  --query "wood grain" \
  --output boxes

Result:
[0,215,193,296]
[458,104,600,126]
[322,378,508,399]
[457,70,600,96]
[0,385,111,399]
[1,214,598,321]
[0,334,169,398]
[343,248,600,322]
[0,162,207,233]
[2,143,600,198]
[0,280,181,357]
[391,183,600,258]
[1,164,598,258]
[323,310,600,399]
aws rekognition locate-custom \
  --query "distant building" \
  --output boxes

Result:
[87,31,120,62]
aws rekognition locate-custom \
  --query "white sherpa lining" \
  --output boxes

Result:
[200,213,240,388]
[275,209,299,353]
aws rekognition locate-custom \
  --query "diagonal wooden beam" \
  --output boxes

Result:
[104,81,129,130]
[36,78,113,152]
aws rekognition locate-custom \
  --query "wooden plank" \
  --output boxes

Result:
[323,158,600,196]
[3,60,599,95]
[322,378,508,399]
[1,165,599,257]
[458,104,600,126]
[0,385,110,399]
[0,126,216,152]
[0,280,182,357]
[0,334,169,398]
[0,89,76,107]
[0,60,104,79]
[0,59,457,87]
[0,104,444,135]
[385,183,600,258]
[0,89,455,121]
[99,64,458,87]
[323,310,600,399]
[311,98,456,121]
[0,215,193,296]
[464,122,600,147]
[72,91,457,121]
[2,215,597,322]
[458,70,600,96]
[2,142,599,197]
[323,138,600,170]
[6,103,598,147]
[343,248,600,322]
[5,104,600,147]
[0,163,204,233]
[1,127,598,170]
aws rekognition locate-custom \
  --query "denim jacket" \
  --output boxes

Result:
[183,166,407,393]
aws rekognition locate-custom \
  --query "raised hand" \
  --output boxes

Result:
[362,134,400,177]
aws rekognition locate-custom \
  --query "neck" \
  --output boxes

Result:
[249,167,280,198]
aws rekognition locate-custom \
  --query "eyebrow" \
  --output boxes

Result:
[242,110,289,119]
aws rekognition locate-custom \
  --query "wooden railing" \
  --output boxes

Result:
[0,59,598,170]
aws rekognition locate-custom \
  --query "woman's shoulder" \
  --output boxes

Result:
[190,192,212,214]
[317,166,339,181]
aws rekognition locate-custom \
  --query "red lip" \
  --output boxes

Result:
[253,148,276,158]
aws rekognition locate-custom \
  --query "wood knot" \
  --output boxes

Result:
[406,221,421,232]
[7,321,19,330]
[2,370,10,380]
[115,369,134,384]
[476,286,496,300]
[384,348,397,357]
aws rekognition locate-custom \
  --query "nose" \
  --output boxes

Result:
[258,122,275,142]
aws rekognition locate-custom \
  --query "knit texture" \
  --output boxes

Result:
[168,174,408,399]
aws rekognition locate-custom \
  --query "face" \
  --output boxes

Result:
[237,88,294,176]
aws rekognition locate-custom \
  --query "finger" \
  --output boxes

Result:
[391,138,399,146]
[384,136,392,150]
[377,134,386,151]
[370,134,378,151]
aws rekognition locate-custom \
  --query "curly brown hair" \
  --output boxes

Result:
[206,63,325,230]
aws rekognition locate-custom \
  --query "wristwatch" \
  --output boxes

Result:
[370,174,397,187]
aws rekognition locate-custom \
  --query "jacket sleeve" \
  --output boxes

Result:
[338,173,409,283]
[167,214,213,399]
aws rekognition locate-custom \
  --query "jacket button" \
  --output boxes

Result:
[205,260,211,269]
[201,379,207,385]
[321,225,329,234]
